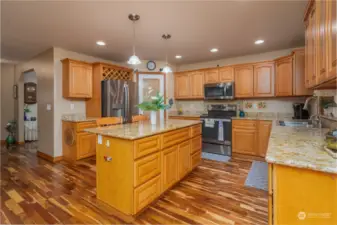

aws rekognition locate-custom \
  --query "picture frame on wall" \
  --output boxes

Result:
[13,84,18,99]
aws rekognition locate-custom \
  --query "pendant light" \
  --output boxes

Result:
[127,14,141,65]
[162,34,172,73]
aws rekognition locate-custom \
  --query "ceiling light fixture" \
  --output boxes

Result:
[127,14,141,65]
[210,48,218,53]
[96,41,106,46]
[255,40,264,44]
[175,55,182,59]
[162,34,172,73]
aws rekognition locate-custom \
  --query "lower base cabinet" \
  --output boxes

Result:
[269,164,337,225]
[96,124,202,216]
[232,119,272,157]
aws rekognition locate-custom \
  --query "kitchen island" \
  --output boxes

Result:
[85,119,202,217]
[266,124,337,225]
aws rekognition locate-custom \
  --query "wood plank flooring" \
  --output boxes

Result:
[1,143,268,224]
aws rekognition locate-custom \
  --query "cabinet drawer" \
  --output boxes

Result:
[134,175,161,214]
[191,135,202,154]
[190,124,202,137]
[134,135,160,159]
[191,150,201,169]
[76,121,97,132]
[232,120,257,129]
[134,152,161,187]
[161,128,190,149]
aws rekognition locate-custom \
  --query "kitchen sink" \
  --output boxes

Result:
[278,120,310,127]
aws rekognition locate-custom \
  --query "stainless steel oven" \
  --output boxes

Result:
[204,82,234,100]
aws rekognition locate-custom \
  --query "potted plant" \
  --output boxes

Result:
[138,92,172,125]
[5,120,16,148]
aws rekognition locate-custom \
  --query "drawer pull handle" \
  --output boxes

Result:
[104,156,112,162]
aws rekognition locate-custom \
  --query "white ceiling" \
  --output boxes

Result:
[1,1,307,65]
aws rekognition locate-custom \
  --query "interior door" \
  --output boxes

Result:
[138,73,165,121]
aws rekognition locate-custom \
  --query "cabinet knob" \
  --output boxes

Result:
[104,156,112,162]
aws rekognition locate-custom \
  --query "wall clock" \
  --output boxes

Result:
[147,61,156,71]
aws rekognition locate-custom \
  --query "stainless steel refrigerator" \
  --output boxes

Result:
[101,80,138,123]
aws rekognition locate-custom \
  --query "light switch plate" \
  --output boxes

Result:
[46,104,52,111]
[70,103,75,110]
[106,140,110,147]
[98,135,102,144]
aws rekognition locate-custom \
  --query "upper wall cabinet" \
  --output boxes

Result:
[304,0,336,89]
[175,72,191,99]
[219,66,234,82]
[190,71,204,98]
[234,65,254,98]
[253,62,274,97]
[62,58,93,98]
[204,68,219,84]
[275,56,293,96]
[293,49,313,96]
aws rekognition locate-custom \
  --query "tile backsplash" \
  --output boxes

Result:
[173,97,306,114]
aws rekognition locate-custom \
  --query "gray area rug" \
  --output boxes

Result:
[245,161,268,191]
[201,152,230,163]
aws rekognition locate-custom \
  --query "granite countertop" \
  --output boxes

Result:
[62,114,99,122]
[84,119,202,140]
[265,124,337,174]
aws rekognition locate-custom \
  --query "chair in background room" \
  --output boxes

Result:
[96,117,122,127]
[132,115,149,123]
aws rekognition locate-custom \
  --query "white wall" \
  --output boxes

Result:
[23,70,38,120]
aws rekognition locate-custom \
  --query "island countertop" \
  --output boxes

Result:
[84,119,202,140]
[265,124,337,174]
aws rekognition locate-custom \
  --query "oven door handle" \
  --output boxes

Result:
[200,118,231,122]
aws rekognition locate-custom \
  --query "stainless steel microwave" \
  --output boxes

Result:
[204,82,235,100]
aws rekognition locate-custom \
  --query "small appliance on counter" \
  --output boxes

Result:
[293,103,309,119]
[200,104,237,156]
[204,82,234,100]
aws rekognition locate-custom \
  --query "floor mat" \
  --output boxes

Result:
[245,161,268,191]
[201,152,230,163]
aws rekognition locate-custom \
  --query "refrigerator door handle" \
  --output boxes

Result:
[123,82,129,124]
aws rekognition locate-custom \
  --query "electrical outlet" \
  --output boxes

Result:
[46,104,52,111]
[70,103,75,110]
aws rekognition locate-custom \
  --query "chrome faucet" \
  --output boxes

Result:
[309,114,322,128]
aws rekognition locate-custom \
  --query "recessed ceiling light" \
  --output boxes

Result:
[175,55,182,59]
[96,41,106,46]
[210,48,218,53]
[255,40,264,45]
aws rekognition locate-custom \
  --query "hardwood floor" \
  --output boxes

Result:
[1,144,268,224]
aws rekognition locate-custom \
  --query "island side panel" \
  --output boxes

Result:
[96,135,134,215]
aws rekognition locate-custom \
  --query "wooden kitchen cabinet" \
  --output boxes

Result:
[190,70,204,98]
[326,0,336,80]
[62,120,97,162]
[234,65,254,98]
[275,56,293,96]
[293,49,313,96]
[257,121,272,157]
[175,72,191,99]
[232,120,258,155]
[204,68,219,84]
[178,140,191,179]
[316,0,328,83]
[162,145,179,191]
[62,58,93,98]
[253,62,274,97]
[219,66,234,82]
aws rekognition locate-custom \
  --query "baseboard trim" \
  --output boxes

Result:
[17,141,25,145]
[37,151,63,163]
[1,140,5,146]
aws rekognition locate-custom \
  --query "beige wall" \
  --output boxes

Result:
[15,48,54,156]
[1,63,16,140]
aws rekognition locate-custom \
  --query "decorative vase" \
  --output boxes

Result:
[150,111,157,125]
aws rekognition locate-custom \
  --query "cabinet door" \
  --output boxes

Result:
[305,24,311,89]
[234,65,254,97]
[190,71,204,98]
[232,128,257,155]
[178,140,191,179]
[219,66,234,82]
[327,0,337,79]
[175,73,190,99]
[204,68,219,84]
[77,132,96,159]
[293,49,313,96]
[69,64,93,98]
[316,0,328,83]
[161,145,178,191]
[309,7,317,86]
[253,63,274,97]
[275,57,293,96]
[257,121,272,157]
